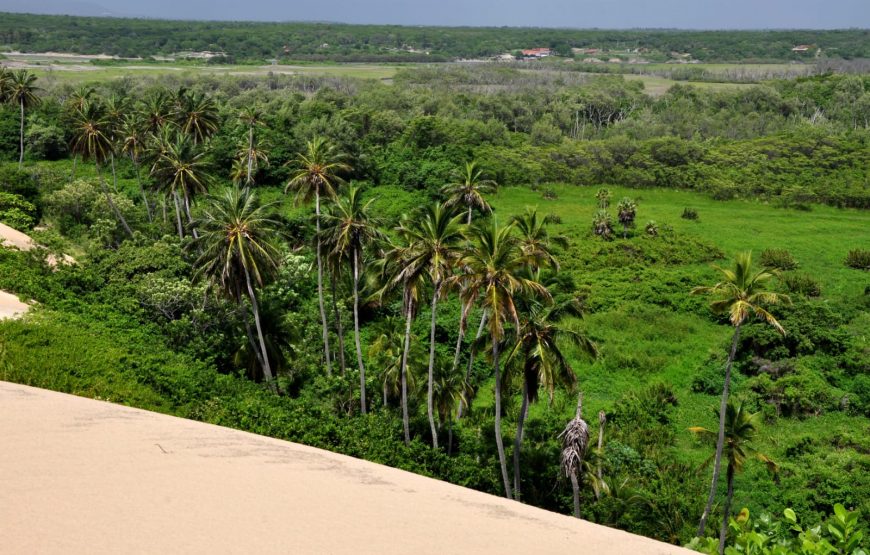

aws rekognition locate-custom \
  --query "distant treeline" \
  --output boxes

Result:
[0,12,868,62]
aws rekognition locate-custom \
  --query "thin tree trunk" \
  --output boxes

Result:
[246,126,254,184]
[426,282,441,449]
[400,295,413,446]
[331,271,347,376]
[447,418,453,456]
[71,155,78,181]
[353,249,367,414]
[110,153,118,192]
[717,463,735,555]
[698,324,742,537]
[183,189,198,240]
[96,163,134,239]
[383,381,388,408]
[513,377,530,500]
[570,472,581,518]
[493,340,512,499]
[467,206,472,226]
[315,191,333,376]
[596,411,606,499]
[457,310,487,419]
[243,261,276,390]
[133,157,152,223]
[172,191,184,239]
[18,99,24,169]
[240,304,267,378]
[451,304,467,377]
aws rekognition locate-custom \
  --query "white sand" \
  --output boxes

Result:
[0,290,29,319]
[0,381,690,554]
[0,222,75,266]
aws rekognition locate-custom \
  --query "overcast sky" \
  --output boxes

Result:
[3,0,869,28]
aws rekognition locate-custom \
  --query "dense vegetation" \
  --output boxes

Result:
[1,13,869,62]
[0,57,868,555]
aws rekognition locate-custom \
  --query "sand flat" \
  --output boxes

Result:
[0,381,689,554]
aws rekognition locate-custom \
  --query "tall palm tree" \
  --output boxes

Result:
[459,220,550,498]
[151,134,211,238]
[398,202,465,448]
[238,107,266,185]
[560,392,590,518]
[507,298,597,500]
[691,252,789,537]
[140,89,176,135]
[368,316,417,408]
[432,357,472,455]
[63,84,95,180]
[285,136,350,377]
[178,91,220,144]
[120,114,152,222]
[103,94,127,193]
[69,101,134,238]
[193,187,281,390]
[690,402,777,555]
[234,136,269,186]
[322,185,384,414]
[440,160,497,225]
[510,208,566,276]
[7,70,41,169]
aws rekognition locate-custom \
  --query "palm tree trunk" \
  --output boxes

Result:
[426,282,441,449]
[353,249,367,414]
[172,191,184,239]
[467,206,472,226]
[493,340,512,499]
[18,99,25,169]
[513,377,530,500]
[698,324,742,537]
[331,271,347,376]
[570,472,581,518]
[110,153,118,192]
[132,157,152,223]
[717,463,736,555]
[183,190,198,240]
[71,154,78,181]
[243,261,276,390]
[596,411,606,500]
[451,304,467,376]
[246,126,254,185]
[96,163,134,239]
[315,191,333,376]
[400,294,414,446]
[457,310,487,420]
[447,418,454,456]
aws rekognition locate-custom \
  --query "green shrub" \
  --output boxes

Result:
[0,192,36,230]
[681,207,699,220]
[781,272,821,297]
[845,249,870,270]
[760,248,798,271]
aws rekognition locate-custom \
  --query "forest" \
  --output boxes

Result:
[0,52,868,555]
[1,12,869,62]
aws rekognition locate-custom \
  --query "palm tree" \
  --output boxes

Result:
[234,136,269,186]
[63,84,95,180]
[440,160,497,225]
[432,357,472,455]
[560,392,590,518]
[178,91,219,144]
[7,70,41,169]
[285,136,350,377]
[507,298,597,500]
[368,316,418,408]
[510,208,566,276]
[595,188,611,210]
[140,89,176,135]
[238,107,266,185]
[69,101,134,238]
[103,94,127,193]
[193,187,281,390]
[120,114,152,222]
[690,402,777,555]
[459,220,550,499]
[691,251,789,537]
[397,202,465,448]
[616,198,637,239]
[151,134,211,238]
[322,185,384,414]
[592,210,614,240]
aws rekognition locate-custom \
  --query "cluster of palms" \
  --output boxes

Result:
[0,68,41,170]
[592,188,637,240]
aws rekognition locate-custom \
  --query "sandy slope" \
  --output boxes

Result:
[0,290,29,319]
[0,221,75,266]
[0,381,690,555]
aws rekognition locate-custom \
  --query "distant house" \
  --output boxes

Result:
[521,48,552,58]
[791,45,812,52]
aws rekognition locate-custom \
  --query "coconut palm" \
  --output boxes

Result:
[690,401,777,555]
[440,160,497,225]
[432,357,472,455]
[63,84,95,179]
[178,91,219,144]
[507,298,597,500]
[103,94,128,193]
[560,392,590,518]
[616,197,637,239]
[140,89,176,135]
[510,208,567,275]
[119,114,152,222]
[691,251,789,537]
[151,134,211,238]
[6,70,41,169]
[322,185,385,414]
[234,136,269,186]
[69,101,134,238]
[459,220,550,498]
[193,187,281,389]
[285,136,350,377]
[397,202,465,448]
[369,316,414,408]
[238,107,267,185]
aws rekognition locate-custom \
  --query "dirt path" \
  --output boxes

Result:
[0,381,690,555]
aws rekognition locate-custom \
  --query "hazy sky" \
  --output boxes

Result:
[3,0,870,28]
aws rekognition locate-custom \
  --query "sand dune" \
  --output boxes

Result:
[0,221,75,266]
[0,381,690,554]
[0,290,29,319]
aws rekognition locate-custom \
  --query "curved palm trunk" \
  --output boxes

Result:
[698,323,742,537]
[243,261,276,389]
[331,271,347,376]
[18,99,25,169]
[399,294,414,445]
[466,206,473,226]
[570,472,581,518]
[132,156,152,223]
[96,163,134,239]
[172,191,184,239]
[315,191,333,376]
[457,310,488,420]
[493,340,512,499]
[717,462,736,555]
[353,249,367,414]
[596,411,607,500]
[513,377,530,500]
[183,190,199,240]
[451,304,467,377]
[426,282,441,449]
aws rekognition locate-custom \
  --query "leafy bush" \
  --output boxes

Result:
[845,249,870,270]
[781,272,821,297]
[760,248,798,271]
[681,207,699,220]
[0,192,37,230]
